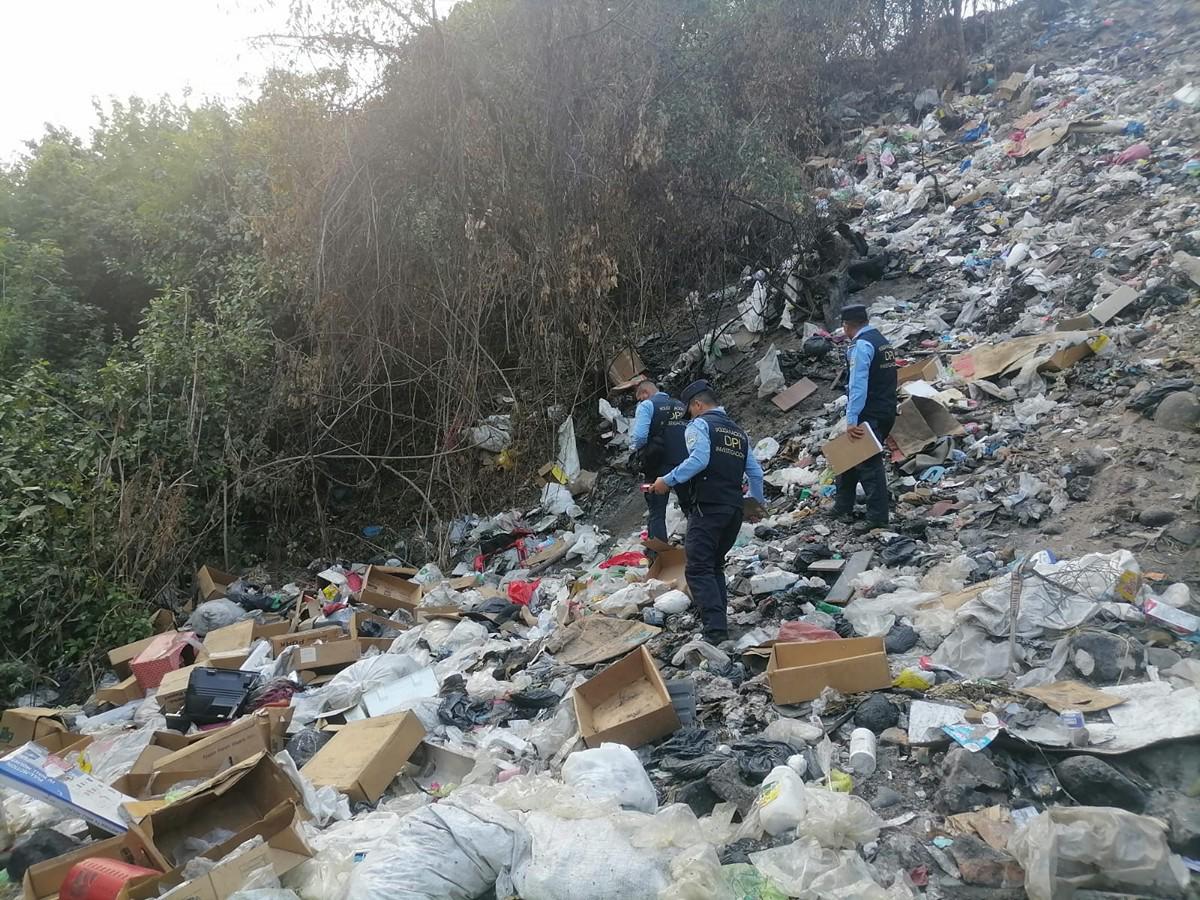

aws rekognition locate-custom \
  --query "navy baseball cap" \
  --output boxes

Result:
[680,379,714,414]
[840,304,869,324]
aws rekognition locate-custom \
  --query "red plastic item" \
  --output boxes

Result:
[598,551,649,569]
[61,858,161,900]
[507,579,541,606]
[778,620,841,643]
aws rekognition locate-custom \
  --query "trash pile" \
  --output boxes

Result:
[3,0,1200,898]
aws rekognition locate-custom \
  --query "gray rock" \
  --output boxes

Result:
[1071,447,1108,475]
[1148,793,1200,857]
[884,624,919,653]
[1146,647,1183,670]
[1154,391,1200,431]
[947,834,1025,888]
[1055,756,1147,812]
[1139,508,1177,526]
[1166,520,1200,547]
[871,787,904,810]
[854,694,900,733]
[1070,632,1144,683]
[936,746,1008,813]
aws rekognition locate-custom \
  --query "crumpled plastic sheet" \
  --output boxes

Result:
[929,623,1016,678]
[842,589,939,637]
[186,598,247,635]
[285,810,412,899]
[1008,806,1188,900]
[957,549,1139,639]
[763,466,820,493]
[76,720,160,784]
[345,792,524,900]
[541,482,581,517]
[671,641,731,668]
[750,838,882,897]
[274,752,350,827]
[598,583,649,618]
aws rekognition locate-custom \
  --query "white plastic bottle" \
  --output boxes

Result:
[849,727,877,776]
[756,765,808,835]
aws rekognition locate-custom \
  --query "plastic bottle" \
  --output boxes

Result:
[849,727,877,776]
[756,766,807,836]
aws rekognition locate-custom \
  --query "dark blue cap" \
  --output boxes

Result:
[840,304,869,324]
[680,379,715,412]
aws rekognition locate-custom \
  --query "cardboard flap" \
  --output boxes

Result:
[890,397,964,457]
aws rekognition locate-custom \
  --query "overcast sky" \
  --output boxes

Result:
[1,0,294,159]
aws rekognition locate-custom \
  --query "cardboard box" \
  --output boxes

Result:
[268,626,345,656]
[360,566,423,612]
[647,548,688,595]
[126,802,311,900]
[607,348,647,391]
[0,742,133,833]
[286,640,361,676]
[573,646,680,749]
[155,665,199,710]
[766,637,890,704]
[0,708,66,753]
[822,423,884,475]
[108,636,160,679]
[150,714,272,776]
[34,731,93,757]
[301,713,425,804]
[130,753,304,871]
[350,610,409,653]
[202,621,256,669]
[97,674,146,707]
[22,831,159,900]
[195,565,237,602]
[896,356,941,385]
[1143,596,1200,636]
[889,397,965,457]
[131,631,199,692]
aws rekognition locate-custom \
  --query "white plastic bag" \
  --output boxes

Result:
[653,590,691,614]
[561,744,657,813]
[752,437,780,462]
[541,483,581,517]
[793,786,883,849]
[319,653,427,713]
[598,584,649,618]
[756,345,785,397]
[1008,806,1188,900]
[750,838,875,897]
[345,793,524,900]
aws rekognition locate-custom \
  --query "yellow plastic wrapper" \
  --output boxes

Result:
[829,769,853,793]
[893,668,935,691]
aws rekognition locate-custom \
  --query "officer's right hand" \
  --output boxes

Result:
[847,424,866,440]
[651,477,671,495]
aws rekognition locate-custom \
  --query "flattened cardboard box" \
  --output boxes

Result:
[287,640,361,675]
[97,674,145,707]
[647,548,688,595]
[201,620,256,669]
[148,714,272,776]
[360,566,424,612]
[302,712,425,804]
[574,645,680,749]
[896,356,941,385]
[889,396,965,457]
[822,423,883,475]
[129,752,304,873]
[767,636,890,704]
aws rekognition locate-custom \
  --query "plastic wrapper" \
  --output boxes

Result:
[794,785,882,849]
[284,810,410,899]
[842,589,939,637]
[441,618,490,652]
[561,743,657,813]
[186,598,247,635]
[1008,806,1188,900]
[274,752,350,827]
[762,717,823,748]
[77,721,160,784]
[671,641,731,668]
[750,838,877,897]
[929,622,1014,678]
[345,794,523,900]
[502,809,672,900]
[660,845,736,900]
[598,584,648,618]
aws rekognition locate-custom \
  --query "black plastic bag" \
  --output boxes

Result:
[286,727,334,768]
[730,738,794,783]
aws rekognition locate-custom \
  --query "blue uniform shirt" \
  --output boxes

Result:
[629,392,662,450]
[662,409,765,502]
[846,325,880,426]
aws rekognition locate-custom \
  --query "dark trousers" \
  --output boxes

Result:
[684,503,744,634]
[834,416,894,522]
[645,490,669,543]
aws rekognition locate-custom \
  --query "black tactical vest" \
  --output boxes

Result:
[686,409,749,508]
[856,329,898,422]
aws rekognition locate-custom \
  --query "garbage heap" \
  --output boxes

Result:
[3,0,1200,898]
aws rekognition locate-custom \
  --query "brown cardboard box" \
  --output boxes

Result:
[286,640,361,676]
[97,674,146,707]
[766,637,890,704]
[201,621,256,669]
[360,566,423,612]
[22,831,159,900]
[889,397,965,457]
[126,802,311,900]
[195,565,237,602]
[108,635,160,679]
[647,548,688,594]
[150,714,272,776]
[607,348,647,391]
[130,753,305,872]
[822,424,885,475]
[573,646,680,749]
[301,713,425,804]
[34,731,93,757]
[154,665,199,710]
[0,708,66,753]
[771,378,818,412]
[253,620,292,641]
[896,356,941,385]
[350,610,409,653]
[268,626,345,656]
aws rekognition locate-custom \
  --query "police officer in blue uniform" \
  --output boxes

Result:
[833,304,897,527]
[629,379,689,543]
[650,380,765,644]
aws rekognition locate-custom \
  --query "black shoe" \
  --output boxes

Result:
[702,629,729,645]
[857,518,889,532]
[830,510,855,524]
